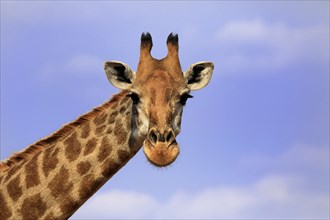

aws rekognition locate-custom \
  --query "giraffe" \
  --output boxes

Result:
[0,33,214,219]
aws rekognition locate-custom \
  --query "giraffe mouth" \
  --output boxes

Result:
[143,139,180,167]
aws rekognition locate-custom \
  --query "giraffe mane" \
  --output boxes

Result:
[0,90,128,172]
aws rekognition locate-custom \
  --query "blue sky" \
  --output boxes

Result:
[1,1,329,219]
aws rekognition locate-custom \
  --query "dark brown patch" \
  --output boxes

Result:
[78,174,93,200]
[7,175,23,202]
[106,127,113,134]
[76,161,92,176]
[64,133,82,162]
[114,120,127,145]
[84,138,98,156]
[42,147,59,178]
[81,124,91,139]
[48,166,73,198]
[95,125,106,135]
[25,154,41,189]
[59,196,80,219]
[108,111,118,124]
[93,112,107,126]
[101,158,121,179]
[117,150,130,163]
[0,192,12,219]
[20,193,46,219]
[108,117,115,124]
[97,137,113,163]
[119,105,126,114]
[78,174,103,201]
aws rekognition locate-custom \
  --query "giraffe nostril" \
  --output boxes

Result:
[165,129,175,144]
[165,131,172,143]
[147,128,175,145]
[148,129,158,145]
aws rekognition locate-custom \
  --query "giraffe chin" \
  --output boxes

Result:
[143,139,180,167]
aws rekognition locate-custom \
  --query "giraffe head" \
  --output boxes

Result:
[104,33,214,167]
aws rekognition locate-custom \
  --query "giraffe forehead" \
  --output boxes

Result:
[133,69,187,99]
[135,57,185,86]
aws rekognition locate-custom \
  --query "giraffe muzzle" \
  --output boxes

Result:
[147,128,175,145]
[143,127,180,167]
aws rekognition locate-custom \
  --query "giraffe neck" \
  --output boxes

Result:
[0,90,143,219]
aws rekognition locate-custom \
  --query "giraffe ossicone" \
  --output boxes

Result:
[0,33,214,219]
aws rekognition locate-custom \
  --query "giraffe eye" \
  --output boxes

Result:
[180,93,193,105]
[127,92,140,105]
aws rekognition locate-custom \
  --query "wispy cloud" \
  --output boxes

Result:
[66,54,103,74]
[72,175,328,219]
[39,54,103,81]
[239,143,329,173]
[72,144,329,219]
[216,20,329,74]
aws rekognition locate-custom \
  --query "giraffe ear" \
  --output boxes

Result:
[104,61,136,90]
[184,61,214,91]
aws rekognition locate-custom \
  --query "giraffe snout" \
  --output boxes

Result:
[143,127,179,167]
[147,127,175,146]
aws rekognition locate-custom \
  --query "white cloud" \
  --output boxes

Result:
[72,174,328,219]
[73,190,159,219]
[216,20,329,74]
[72,144,329,219]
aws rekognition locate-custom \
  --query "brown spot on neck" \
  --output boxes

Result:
[81,124,91,139]
[78,174,103,201]
[25,153,41,189]
[84,138,98,156]
[0,192,12,219]
[108,110,118,124]
[7,175,23,202]
[59,197,80,219]
[48,166,73,198]
[114,119,128,145]
[76,161,92,176]
[64,132,82,162]
[20,193,46,219]
[117,150,131,163]
[95,125,107,135]
[42,147,59,177]
[97,136,113,163]
[119,105,126,114]
[101,159,120,179]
